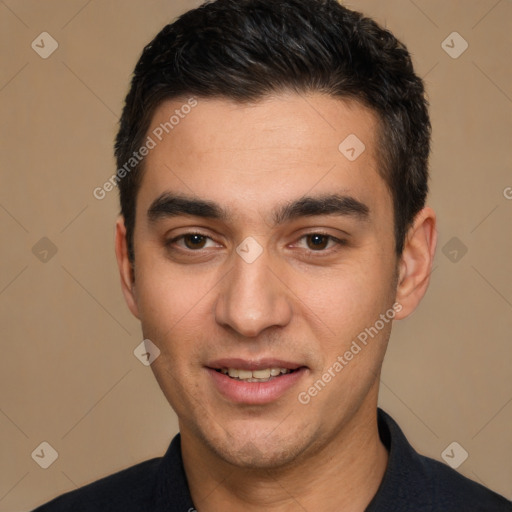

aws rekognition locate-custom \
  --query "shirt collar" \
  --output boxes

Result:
[153,433,195,511]
[364,408,433,511]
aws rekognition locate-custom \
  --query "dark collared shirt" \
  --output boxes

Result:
[33,409,512,511]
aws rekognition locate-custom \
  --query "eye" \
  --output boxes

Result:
[168,233,219,250]
[296,233,346,251]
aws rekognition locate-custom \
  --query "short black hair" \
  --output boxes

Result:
[115,0,431,262]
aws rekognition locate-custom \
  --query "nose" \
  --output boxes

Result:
[214,247,293,338]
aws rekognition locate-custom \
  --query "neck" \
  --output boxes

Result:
[181,397,388,512]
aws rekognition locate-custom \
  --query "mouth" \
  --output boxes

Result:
[214,366,297,383]
[206,359,307,404]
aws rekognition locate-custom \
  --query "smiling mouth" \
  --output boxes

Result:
[214,367,297,383]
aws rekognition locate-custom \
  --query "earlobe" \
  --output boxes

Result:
[114,217,140,319]
[394,207,437,320]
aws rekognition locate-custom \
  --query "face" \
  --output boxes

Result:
[120,93,403,469]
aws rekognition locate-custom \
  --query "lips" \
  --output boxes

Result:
[206,358,307,404]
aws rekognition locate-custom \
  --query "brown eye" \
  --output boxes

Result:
[183,234,208,249]
[306,234,330,250]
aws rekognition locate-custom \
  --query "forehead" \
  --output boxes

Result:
[137,93,391,223]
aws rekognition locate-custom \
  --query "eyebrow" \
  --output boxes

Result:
[147,193,370,225]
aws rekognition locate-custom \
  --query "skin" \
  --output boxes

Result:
[115,92,437,511]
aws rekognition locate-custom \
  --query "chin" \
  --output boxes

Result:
[216,441,302,470]
[202,422,313,470]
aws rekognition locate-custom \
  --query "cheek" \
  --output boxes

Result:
[133,257,214,342]
[135,264,210,406]
[289,254,396,364]
[296,257,391,318]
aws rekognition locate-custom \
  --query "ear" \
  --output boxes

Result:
[394,207,437,320]
[114,216,140,319]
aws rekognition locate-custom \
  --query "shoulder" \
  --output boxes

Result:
[417,453,512,511]
[32,457,162,512]
[373,409,512,512]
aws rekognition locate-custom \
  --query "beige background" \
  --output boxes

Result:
[0,0,511,510]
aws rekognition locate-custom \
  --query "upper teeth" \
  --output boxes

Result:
[220,367,291,381]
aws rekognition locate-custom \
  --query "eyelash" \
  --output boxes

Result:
[165,232,348,254]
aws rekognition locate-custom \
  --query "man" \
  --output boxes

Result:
[34,0,511,510]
